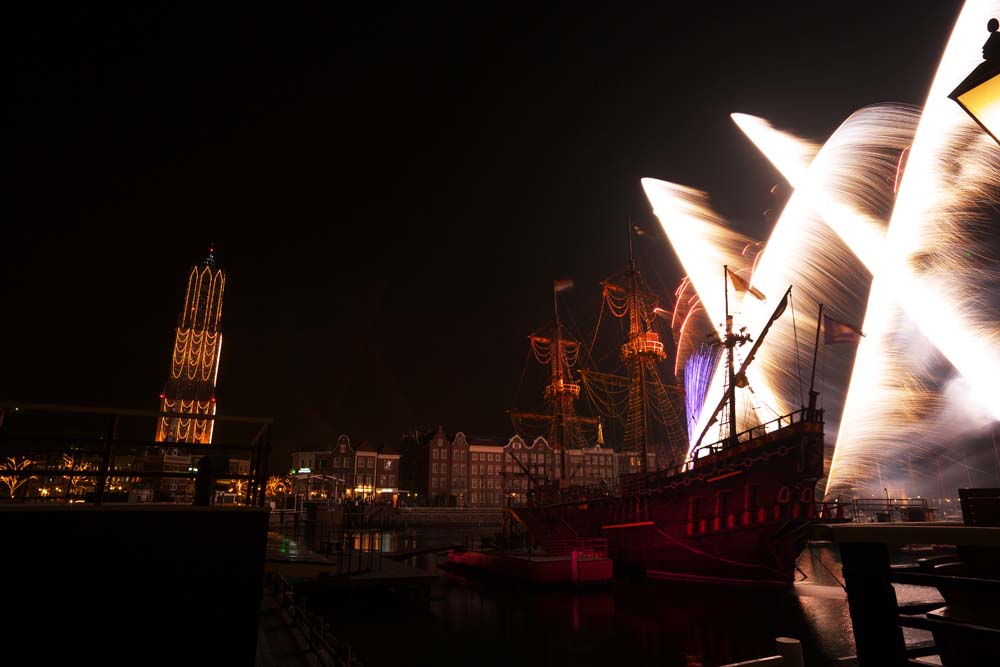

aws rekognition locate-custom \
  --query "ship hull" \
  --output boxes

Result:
[514,417,825,585]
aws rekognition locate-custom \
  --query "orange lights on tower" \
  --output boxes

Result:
[155,250,225,444]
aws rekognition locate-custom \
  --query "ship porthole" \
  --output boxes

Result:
[742,458,752,468]
[777,486,791,503]
[683,477,692,487]
[777,446,791,456]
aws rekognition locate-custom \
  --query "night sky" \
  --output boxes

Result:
[7,2,964,467]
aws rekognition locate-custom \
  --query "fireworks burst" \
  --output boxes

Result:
[643,0,1000,497]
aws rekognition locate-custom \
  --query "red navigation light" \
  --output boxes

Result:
[210,397,216,402]
[159,393,165,399]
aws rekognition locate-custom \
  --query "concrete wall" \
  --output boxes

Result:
[0,504,268,664]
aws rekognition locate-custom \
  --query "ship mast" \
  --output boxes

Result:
[724,265,738,447]
[511,281,599,484]
[552,284,569,479]
[693,279,791,452]
[626,228,652,472]
[590,224,685,474]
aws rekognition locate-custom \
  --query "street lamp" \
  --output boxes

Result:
[949,18,1000,145]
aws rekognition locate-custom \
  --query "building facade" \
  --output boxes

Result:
[420,429,562,508]
[565,444,616,494]
[427,427,468,506]
[290,435,400,501]
[469,438,504,507]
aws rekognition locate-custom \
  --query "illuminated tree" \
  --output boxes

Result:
[0,457,34,499]
[266,475,291,497]
[60,453,96,495]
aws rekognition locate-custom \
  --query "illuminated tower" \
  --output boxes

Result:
[155,249,225,444]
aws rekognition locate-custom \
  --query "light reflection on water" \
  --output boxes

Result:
[318,529,940,667]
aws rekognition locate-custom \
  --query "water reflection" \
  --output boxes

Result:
[318,530,938,667]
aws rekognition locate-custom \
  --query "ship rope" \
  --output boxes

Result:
[789,290,804,406]
[605,284,631,318]
[578,371,629,422]
[587,295,605,367]
[530,335,552,365]
[512,345,534,410]
[649,525,786,578]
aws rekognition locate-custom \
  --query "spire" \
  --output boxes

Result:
[202,242,217,269]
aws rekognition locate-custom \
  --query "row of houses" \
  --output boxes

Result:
[289,436,400,501]
[290,426,670,507]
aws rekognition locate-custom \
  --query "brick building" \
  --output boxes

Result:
[289,434,399,501]
[468,437,504,507]
[427,427,468,506]
[565,444,616,494]
[418,429,561,508]
[374,441,401,499]
[353,440,401,500]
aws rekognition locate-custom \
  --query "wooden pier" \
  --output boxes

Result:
[264,532,438,604]
[816,488,1000,667]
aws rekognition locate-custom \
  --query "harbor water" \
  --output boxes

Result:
[312,527,940,667]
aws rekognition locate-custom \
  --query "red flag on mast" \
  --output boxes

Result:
[554,279,575,293]
[823,315,865,344]
[726,268,766,300]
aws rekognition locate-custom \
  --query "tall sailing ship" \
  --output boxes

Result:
[512,247,826,586]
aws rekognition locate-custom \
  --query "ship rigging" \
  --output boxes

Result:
[579,228,687,475]
[509,280,600,482]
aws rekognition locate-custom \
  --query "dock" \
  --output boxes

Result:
[264,532,438,601]
[445,537,613,585]
[815,488,1000,666]
[446,549,613,584]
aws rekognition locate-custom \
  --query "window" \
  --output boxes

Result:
[688,497,703,535]
[433,449,439,459]
[472,479,478,489]
[487,479,493,489]
[432,463,438,474]
[472,452,479,461]
[432,478,438,489]
[333,458,341,468]
[716,491,731,516]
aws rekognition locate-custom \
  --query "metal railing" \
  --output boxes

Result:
[543,537,608,558]
[690,406,822,460]
[846,497,936,523]
[0,401,272,507]
[266,572,362,667]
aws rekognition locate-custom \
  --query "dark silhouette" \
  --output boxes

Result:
[194,452,230,506]
[983,18,1000,62]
